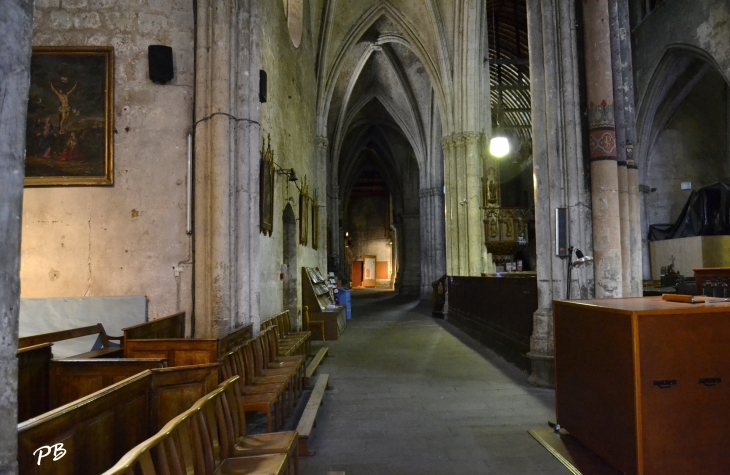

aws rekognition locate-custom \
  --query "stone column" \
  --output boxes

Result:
[454,134,469,274]
[441,136,457,275]
[196,0,261,336]
[609,0,631,298]
[400,212,422,296]
[234,0,262,329]
[618,0,643,296]
[316,136,329,272]
[582,0,623,298]
[0,1,33,472]
[420,186,446,298]
[195,0,235,338]
[527,0,592,387]
[465,132,485,276]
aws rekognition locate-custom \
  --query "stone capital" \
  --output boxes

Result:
[316,135,329,150]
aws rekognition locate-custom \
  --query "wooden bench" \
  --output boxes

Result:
[123,322,254,364]
[100,376,291,475]
[49,358,168,408]
[18,363,220,475]
[17,343,52,421]
[305,346,329,383]
[120,311,186,346]
[297,373,330,456]
[19,323,123,359]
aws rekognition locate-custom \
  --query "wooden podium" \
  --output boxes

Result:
[554,297,730,475]
[301,267,346,340]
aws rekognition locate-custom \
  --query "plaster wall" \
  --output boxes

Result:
[21,0,195,320]
[259,0,327,326]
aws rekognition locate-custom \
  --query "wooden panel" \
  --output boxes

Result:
[81,410,117,475]
[638,313,730,475]
[447,275,537,371]
[121,311,186,347]
[554,302,638,475]
[124,339,218,366]
[309,307,346,341]
[375,261,389,279]
[19,324,107,350]
[18,371,151,475]
[218,323,254,356]
[18,343,52,422]
[351,261,363,287]
[149,363,221,432]
[49,358,167,409]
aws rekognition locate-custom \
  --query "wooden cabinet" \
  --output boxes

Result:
[554,297,730,475]
[301,267,346,340]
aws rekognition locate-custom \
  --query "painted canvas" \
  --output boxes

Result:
[25,46,114,186]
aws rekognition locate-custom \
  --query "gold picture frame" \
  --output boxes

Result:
[25,46,114,186]
[299,176,309,246]
[312,190,319,250]
[260,135,275,236]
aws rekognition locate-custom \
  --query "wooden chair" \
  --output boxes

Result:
[220,376,300,475]
[263,327,306,391]
[243,341,296,415]
[100,383,288,475]
[220,348,284,432]
[277,311,311,356]
[258,330,304,397]
[304,306,326,342]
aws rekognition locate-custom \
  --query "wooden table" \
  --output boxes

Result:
[554,297,730,475]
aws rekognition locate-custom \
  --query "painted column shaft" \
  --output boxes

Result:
[0,0,34,472]
[582,0,623,298]
[618,0,643,296]
[608,0,632,297]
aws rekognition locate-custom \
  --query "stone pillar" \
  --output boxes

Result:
[441,136,457,275]
[609,0,631,297]
[420,186,446,298]
[195,0,261,336]
[195,0,235,338]
[400,213,422,296]
[582,0,623,298]
[316,136,329,272]
[618,0,643,296]
[454,135,469,274]
[465,133,485,276]
[0,1,33,472]
[327,182,341,275]
[526,0,592,387]
[234,0,262,329]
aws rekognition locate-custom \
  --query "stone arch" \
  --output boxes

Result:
[316,3,453,137]
[636,44,730,276]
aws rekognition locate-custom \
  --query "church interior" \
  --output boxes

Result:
[1,0,730,474]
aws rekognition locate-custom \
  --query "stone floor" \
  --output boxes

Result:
[298,289,569,475]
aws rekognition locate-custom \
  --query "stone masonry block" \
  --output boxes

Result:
[73,11,101,29]
[61,0,88,9]
[49,9,73,29]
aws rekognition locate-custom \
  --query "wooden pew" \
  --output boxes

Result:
[19,323,123,359]
[18,363,220,475]
[17,343,52,422]
[49,358,168,408]
[120,311,185,346]
[123,322,254,365]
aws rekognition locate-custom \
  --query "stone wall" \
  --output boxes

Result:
[22,0,195,320]
[259,0,326,325]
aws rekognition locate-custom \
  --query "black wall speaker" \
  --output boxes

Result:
[259,70,267,103]
[556,207,568,257]
[148,45,174,84]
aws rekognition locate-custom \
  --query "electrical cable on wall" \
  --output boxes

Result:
[193,112,260,131]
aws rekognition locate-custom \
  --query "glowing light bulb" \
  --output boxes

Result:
[489,137,510,158]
